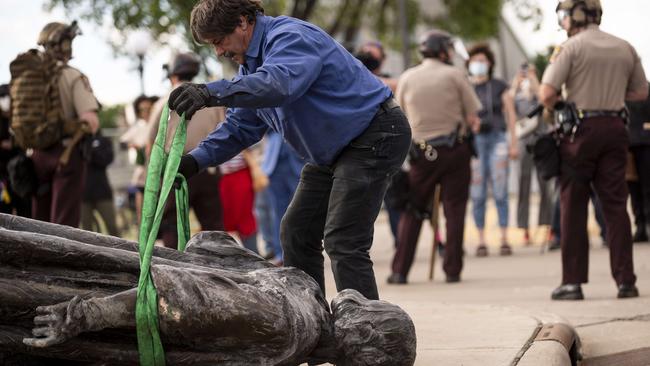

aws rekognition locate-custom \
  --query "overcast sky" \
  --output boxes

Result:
[1,0,648,106]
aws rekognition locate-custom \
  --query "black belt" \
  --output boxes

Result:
[577,109,627,120]
[379,97,399,113]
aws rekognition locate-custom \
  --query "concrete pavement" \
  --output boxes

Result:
[317,211,650,365]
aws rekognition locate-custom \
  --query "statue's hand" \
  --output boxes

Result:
[23,296,86,348]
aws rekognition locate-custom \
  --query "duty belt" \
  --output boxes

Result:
[415,125,465,161]
[577,109,628,120]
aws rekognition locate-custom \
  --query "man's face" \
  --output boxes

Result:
[208,16,253,65]
[557,10,573,35]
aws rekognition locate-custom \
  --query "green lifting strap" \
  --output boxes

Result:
[136,104,189,366]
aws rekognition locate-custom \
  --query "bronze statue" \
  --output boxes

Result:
[0,214,416,365]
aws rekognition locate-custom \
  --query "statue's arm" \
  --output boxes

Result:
[23,288,137,348]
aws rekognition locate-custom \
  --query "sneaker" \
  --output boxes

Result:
[617,284,639,299]
[551,284,584,300]
[499,243,513,256]
[387,273,407,285]
[476,245,488,257]
[548,237,561,251]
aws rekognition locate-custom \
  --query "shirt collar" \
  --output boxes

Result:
[422,58,444,67]
[245,13,268,59]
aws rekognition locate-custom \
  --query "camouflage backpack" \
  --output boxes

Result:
[9,49,67,150]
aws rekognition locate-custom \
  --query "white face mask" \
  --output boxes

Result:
[0,96,9,113]
[469,61,488,77]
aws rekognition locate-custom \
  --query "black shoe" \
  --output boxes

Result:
[446,274,461,283]
[633,230,648,243]
[551,284,584,300]
[617,284,639,299]
[548,239,561,251]
[387,273,407,285]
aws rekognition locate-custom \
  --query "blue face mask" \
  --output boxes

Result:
[469,61,489,77]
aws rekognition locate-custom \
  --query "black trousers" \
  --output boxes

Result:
[559,117,635,286]
[281,103,411,300]
[629,145,650,234]
[392,142,471,279]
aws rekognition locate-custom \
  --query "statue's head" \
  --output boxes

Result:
[331,289,417,366]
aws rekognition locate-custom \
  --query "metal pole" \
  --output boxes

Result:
[397,0,410,70]
[137,54,145,95]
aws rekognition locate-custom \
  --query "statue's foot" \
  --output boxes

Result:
[23,296,85,348]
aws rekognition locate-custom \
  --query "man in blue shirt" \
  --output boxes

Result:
[169,0,411,300]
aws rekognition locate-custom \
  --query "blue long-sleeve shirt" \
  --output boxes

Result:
[189,14,391,168]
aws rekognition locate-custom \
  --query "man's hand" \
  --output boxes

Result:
[174,154,200,189]
[168,83,211,120]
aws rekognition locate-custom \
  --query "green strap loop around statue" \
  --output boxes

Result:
[136,104,189,366]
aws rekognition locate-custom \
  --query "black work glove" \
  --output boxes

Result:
[168,83,211,120]
[174,154,199,189]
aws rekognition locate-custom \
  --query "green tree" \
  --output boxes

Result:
[98,104,124,129]
[46,0,540,68]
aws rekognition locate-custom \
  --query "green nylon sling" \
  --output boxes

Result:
[136,104,190,366]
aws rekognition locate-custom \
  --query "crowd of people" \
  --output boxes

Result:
[1,0,648,303]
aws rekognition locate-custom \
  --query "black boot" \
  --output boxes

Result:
[617,284,639,299]
[551,284,584,300]
[387,273,407,285]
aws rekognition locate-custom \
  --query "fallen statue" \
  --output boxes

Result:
[0,213,416,365]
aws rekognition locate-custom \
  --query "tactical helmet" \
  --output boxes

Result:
[556,0,602,28]
[164,52,201,80]
[418,30,453,59]
[37,21,81,61]
[38,21,81,46]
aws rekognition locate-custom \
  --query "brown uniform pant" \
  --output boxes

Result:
[32,143,86,227]
[160,170,224,249]
[559,116,636,286]
[391,142,471,278]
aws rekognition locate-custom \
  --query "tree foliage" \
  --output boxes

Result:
[98,104,124,129]
[46,0,541,67]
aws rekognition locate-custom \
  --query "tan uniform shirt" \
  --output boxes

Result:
[542,25,647,110]
[396,59,481,141]
[58,66,98,120]
[148,88,223,154]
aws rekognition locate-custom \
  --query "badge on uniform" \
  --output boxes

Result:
[550,46,563,63]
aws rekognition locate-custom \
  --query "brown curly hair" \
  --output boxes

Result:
[190,0,264,44]
[467,43,496,79]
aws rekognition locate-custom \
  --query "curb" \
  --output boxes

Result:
[515,322,580,366]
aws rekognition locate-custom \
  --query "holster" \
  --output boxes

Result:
[59,122,91,166]
[411,125,472,161]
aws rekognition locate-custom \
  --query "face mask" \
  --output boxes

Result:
[469,61,488,77]
[0,96,9,113]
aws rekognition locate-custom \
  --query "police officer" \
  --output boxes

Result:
[388,30,481,284]
[539,0,648,300]
[32,22,100,227]
[146,52,224,249]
